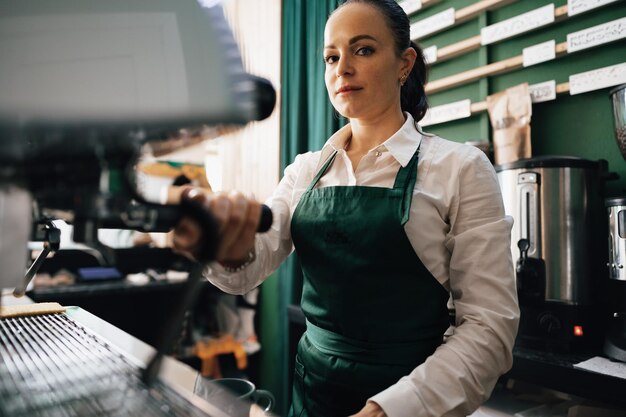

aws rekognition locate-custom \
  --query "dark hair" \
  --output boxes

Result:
[334,0,429,122]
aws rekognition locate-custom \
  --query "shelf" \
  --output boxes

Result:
[506,346,626,407]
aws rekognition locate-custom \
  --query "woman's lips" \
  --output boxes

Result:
[337,85,362,95]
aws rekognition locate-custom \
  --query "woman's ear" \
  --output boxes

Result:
[401,46,417,76]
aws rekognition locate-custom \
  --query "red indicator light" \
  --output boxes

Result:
[573,325,583,337]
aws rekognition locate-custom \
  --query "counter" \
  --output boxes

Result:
[0,291,231,417]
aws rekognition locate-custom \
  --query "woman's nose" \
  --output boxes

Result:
[335,55,353,78]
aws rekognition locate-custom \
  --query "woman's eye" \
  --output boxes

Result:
[356,46,374,56]
[324,55,338,64]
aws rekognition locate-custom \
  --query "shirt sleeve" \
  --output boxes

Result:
[202,153,309,295]
[370,149,520,417]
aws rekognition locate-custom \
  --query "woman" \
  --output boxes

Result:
[173,1,519,416]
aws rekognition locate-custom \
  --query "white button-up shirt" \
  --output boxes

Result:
[205,113,520,417]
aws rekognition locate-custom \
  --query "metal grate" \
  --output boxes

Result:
[0,313,211,417]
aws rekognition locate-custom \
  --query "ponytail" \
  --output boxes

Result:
[401,41,429,123]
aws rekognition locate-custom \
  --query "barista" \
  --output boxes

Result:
[172,1,519,416]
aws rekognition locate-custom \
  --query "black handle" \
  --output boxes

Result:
[258,204,273,232]
[517,238,530,262]
[102,201,273,262]
[516,238,546,304]
[107,201,272,233]
[180,200,272,234]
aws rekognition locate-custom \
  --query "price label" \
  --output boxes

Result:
[567,17,626,53]
[423,45,438,64]
[400,0,422,15]
[411,8,455,40]
[567,0,619,16]
[529,80,557,103]
[570,62,626,95]
[523,40,556,67]
[421,99,471,126]
[481,4,555,46]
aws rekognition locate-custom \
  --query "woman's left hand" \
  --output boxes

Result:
[349,401,387,417]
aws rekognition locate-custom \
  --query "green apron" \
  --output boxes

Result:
[288,148,449,417]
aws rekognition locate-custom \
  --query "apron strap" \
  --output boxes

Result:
[393,148,420,225]
[306,150,338,193]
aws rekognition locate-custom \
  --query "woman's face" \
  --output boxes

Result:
[323,3,411,121]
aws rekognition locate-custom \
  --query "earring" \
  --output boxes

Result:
[399,73,408,86]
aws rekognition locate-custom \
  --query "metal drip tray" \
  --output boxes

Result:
[0,312,211,417]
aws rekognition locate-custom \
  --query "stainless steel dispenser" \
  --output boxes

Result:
[603,83,626,361]
[607,197,626,282]
[496,157,608,350]
[604,197,626,362]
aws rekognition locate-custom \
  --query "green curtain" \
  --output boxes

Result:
[258,0,343,415]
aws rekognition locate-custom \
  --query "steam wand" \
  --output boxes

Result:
[13,221,60,297]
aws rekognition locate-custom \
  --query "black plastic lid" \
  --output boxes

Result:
[494,155,600,172]
[606,196,626,207]
[609,83,626,97]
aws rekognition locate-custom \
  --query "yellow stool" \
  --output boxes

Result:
[193,334,247,378]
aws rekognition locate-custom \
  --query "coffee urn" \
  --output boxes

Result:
[604,84,626,361]
[604,197,626,361]
[496,157,609,351]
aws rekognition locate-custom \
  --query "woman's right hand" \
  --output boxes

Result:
[171,187,262,265]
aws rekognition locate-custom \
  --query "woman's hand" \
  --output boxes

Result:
[349,401,387,417]
[171,187,262,264]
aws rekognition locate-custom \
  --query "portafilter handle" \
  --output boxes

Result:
[96,199,273,263]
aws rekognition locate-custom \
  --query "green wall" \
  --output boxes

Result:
[417,0,626,196]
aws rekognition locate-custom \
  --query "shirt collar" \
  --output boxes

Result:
[321,112,423,167]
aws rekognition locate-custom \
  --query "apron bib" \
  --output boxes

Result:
[289,149,449,417]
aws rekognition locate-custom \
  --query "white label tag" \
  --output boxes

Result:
[421,99,471,126]
[523,40,556,67]
[400,0,422,15]
[423,45,438,64]
[481,4,555,46]
[529,80,557,103]
[411,8,455,40]
[569,62,626,95]
[567,0,620,16]
[567,17,626,53]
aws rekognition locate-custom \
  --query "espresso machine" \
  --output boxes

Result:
[604,84,626,362]
[0,1,275,416]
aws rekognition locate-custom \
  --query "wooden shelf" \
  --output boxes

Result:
[426,42,568,94]
[412,0,518,40]
[428,4,568,65]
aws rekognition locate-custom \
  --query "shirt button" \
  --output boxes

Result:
[375,151,382,157]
